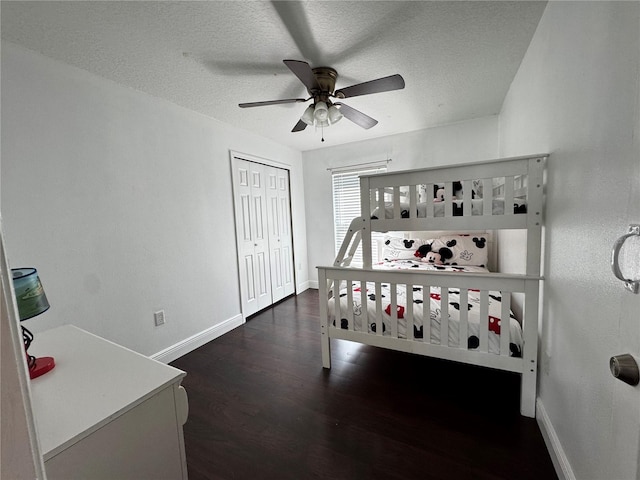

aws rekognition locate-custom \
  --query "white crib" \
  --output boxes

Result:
[317,154,547,417]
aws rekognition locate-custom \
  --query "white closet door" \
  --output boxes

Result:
[266,166,295,302]
[232,157,295,317]
[266,167,285,302]
[275,168,295,298]
[249,163,273,311]
[231,159,272,317]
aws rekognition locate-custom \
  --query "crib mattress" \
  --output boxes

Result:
[371,198,527,219]
[328,261,523,356]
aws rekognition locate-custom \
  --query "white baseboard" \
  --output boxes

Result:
[536,398,575,480]
[308,280,319,289]
[151,314,244,364]
[296,280,311,293]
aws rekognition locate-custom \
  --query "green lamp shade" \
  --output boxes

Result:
[12,268,50,321]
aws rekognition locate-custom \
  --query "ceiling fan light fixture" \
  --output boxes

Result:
[316,119,330,128]
[313,101,329,122]
[301,105,315,125]
[328,105,343,124]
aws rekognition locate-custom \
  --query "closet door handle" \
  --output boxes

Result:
[611,224,640,294]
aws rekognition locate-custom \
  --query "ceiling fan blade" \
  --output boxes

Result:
[272,2,322,65]
[292,119,308,132]
[335,103,378,129]
[283,60,319,92]
[334,74,405,99]
[239,98,307,108]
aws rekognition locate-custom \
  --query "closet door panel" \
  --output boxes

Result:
[282,245,293,288]
[232,160,258,316]
[267,167,285,302]
[249,163,273,311]
[255,251,269,297]
[277,169,295,297]
[242,255,256,303]
[240,195,252,242]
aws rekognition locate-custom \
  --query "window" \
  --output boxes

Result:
[332,166,387,266]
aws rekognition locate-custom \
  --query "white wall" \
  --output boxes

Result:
[302,117,500,286]
[498,3,640,479]
[1,43,307,357]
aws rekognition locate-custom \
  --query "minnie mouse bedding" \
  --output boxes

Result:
[328,260,523,357]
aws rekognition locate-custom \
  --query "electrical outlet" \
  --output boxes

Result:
[154,310,166,326]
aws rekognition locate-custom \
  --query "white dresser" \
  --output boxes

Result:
[29,325,189,479]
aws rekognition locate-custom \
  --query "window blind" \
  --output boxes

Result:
[332,166,386,265]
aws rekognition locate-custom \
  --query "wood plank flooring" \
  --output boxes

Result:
[171,289,557,480]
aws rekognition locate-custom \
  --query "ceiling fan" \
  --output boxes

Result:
[239,60,405,137]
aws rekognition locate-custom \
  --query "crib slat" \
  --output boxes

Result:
[346,280,353,331]
[440,288,449,346]
[483,178,493,216]
[360,280,368,332]
[333,280,341,329]
[375,282,383,336]
[426,184,434,217]
[459,289,469,349]
[423,284,431,343]
[462,180,472,217]
[393,187,401,219]
[406,284,414,340]
[409,185,417,219]
[500,292,511,356]
[378,188,393,218]
[370,189,376,216]
[390,283,399,337]
[444,182,453,217]
[479,290,489,352]
[378,188,385,218]
[504,176,515,216]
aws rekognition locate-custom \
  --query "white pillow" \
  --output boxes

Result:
[436,234,489,267]
[381,236,431,260]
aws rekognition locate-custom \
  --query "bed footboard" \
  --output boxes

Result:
[318,266,541,417]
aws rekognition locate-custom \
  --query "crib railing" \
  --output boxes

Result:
[358,154,547,270]
[318,265,541,416]
[363,155,545,222]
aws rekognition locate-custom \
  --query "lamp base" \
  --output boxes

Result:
[29,356,55,379]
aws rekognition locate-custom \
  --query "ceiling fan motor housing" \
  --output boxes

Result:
[311,67,339,103]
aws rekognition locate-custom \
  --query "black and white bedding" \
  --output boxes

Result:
[328,260,523,357]
[371,198,527,219]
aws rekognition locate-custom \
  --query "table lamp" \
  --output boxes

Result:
[12,268,55,379]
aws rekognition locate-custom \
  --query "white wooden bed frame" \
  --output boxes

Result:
[318,154,547,417]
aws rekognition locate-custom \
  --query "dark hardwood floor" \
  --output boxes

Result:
[171,289,557,480]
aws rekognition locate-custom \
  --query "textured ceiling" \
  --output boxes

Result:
[1,1,546,152]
